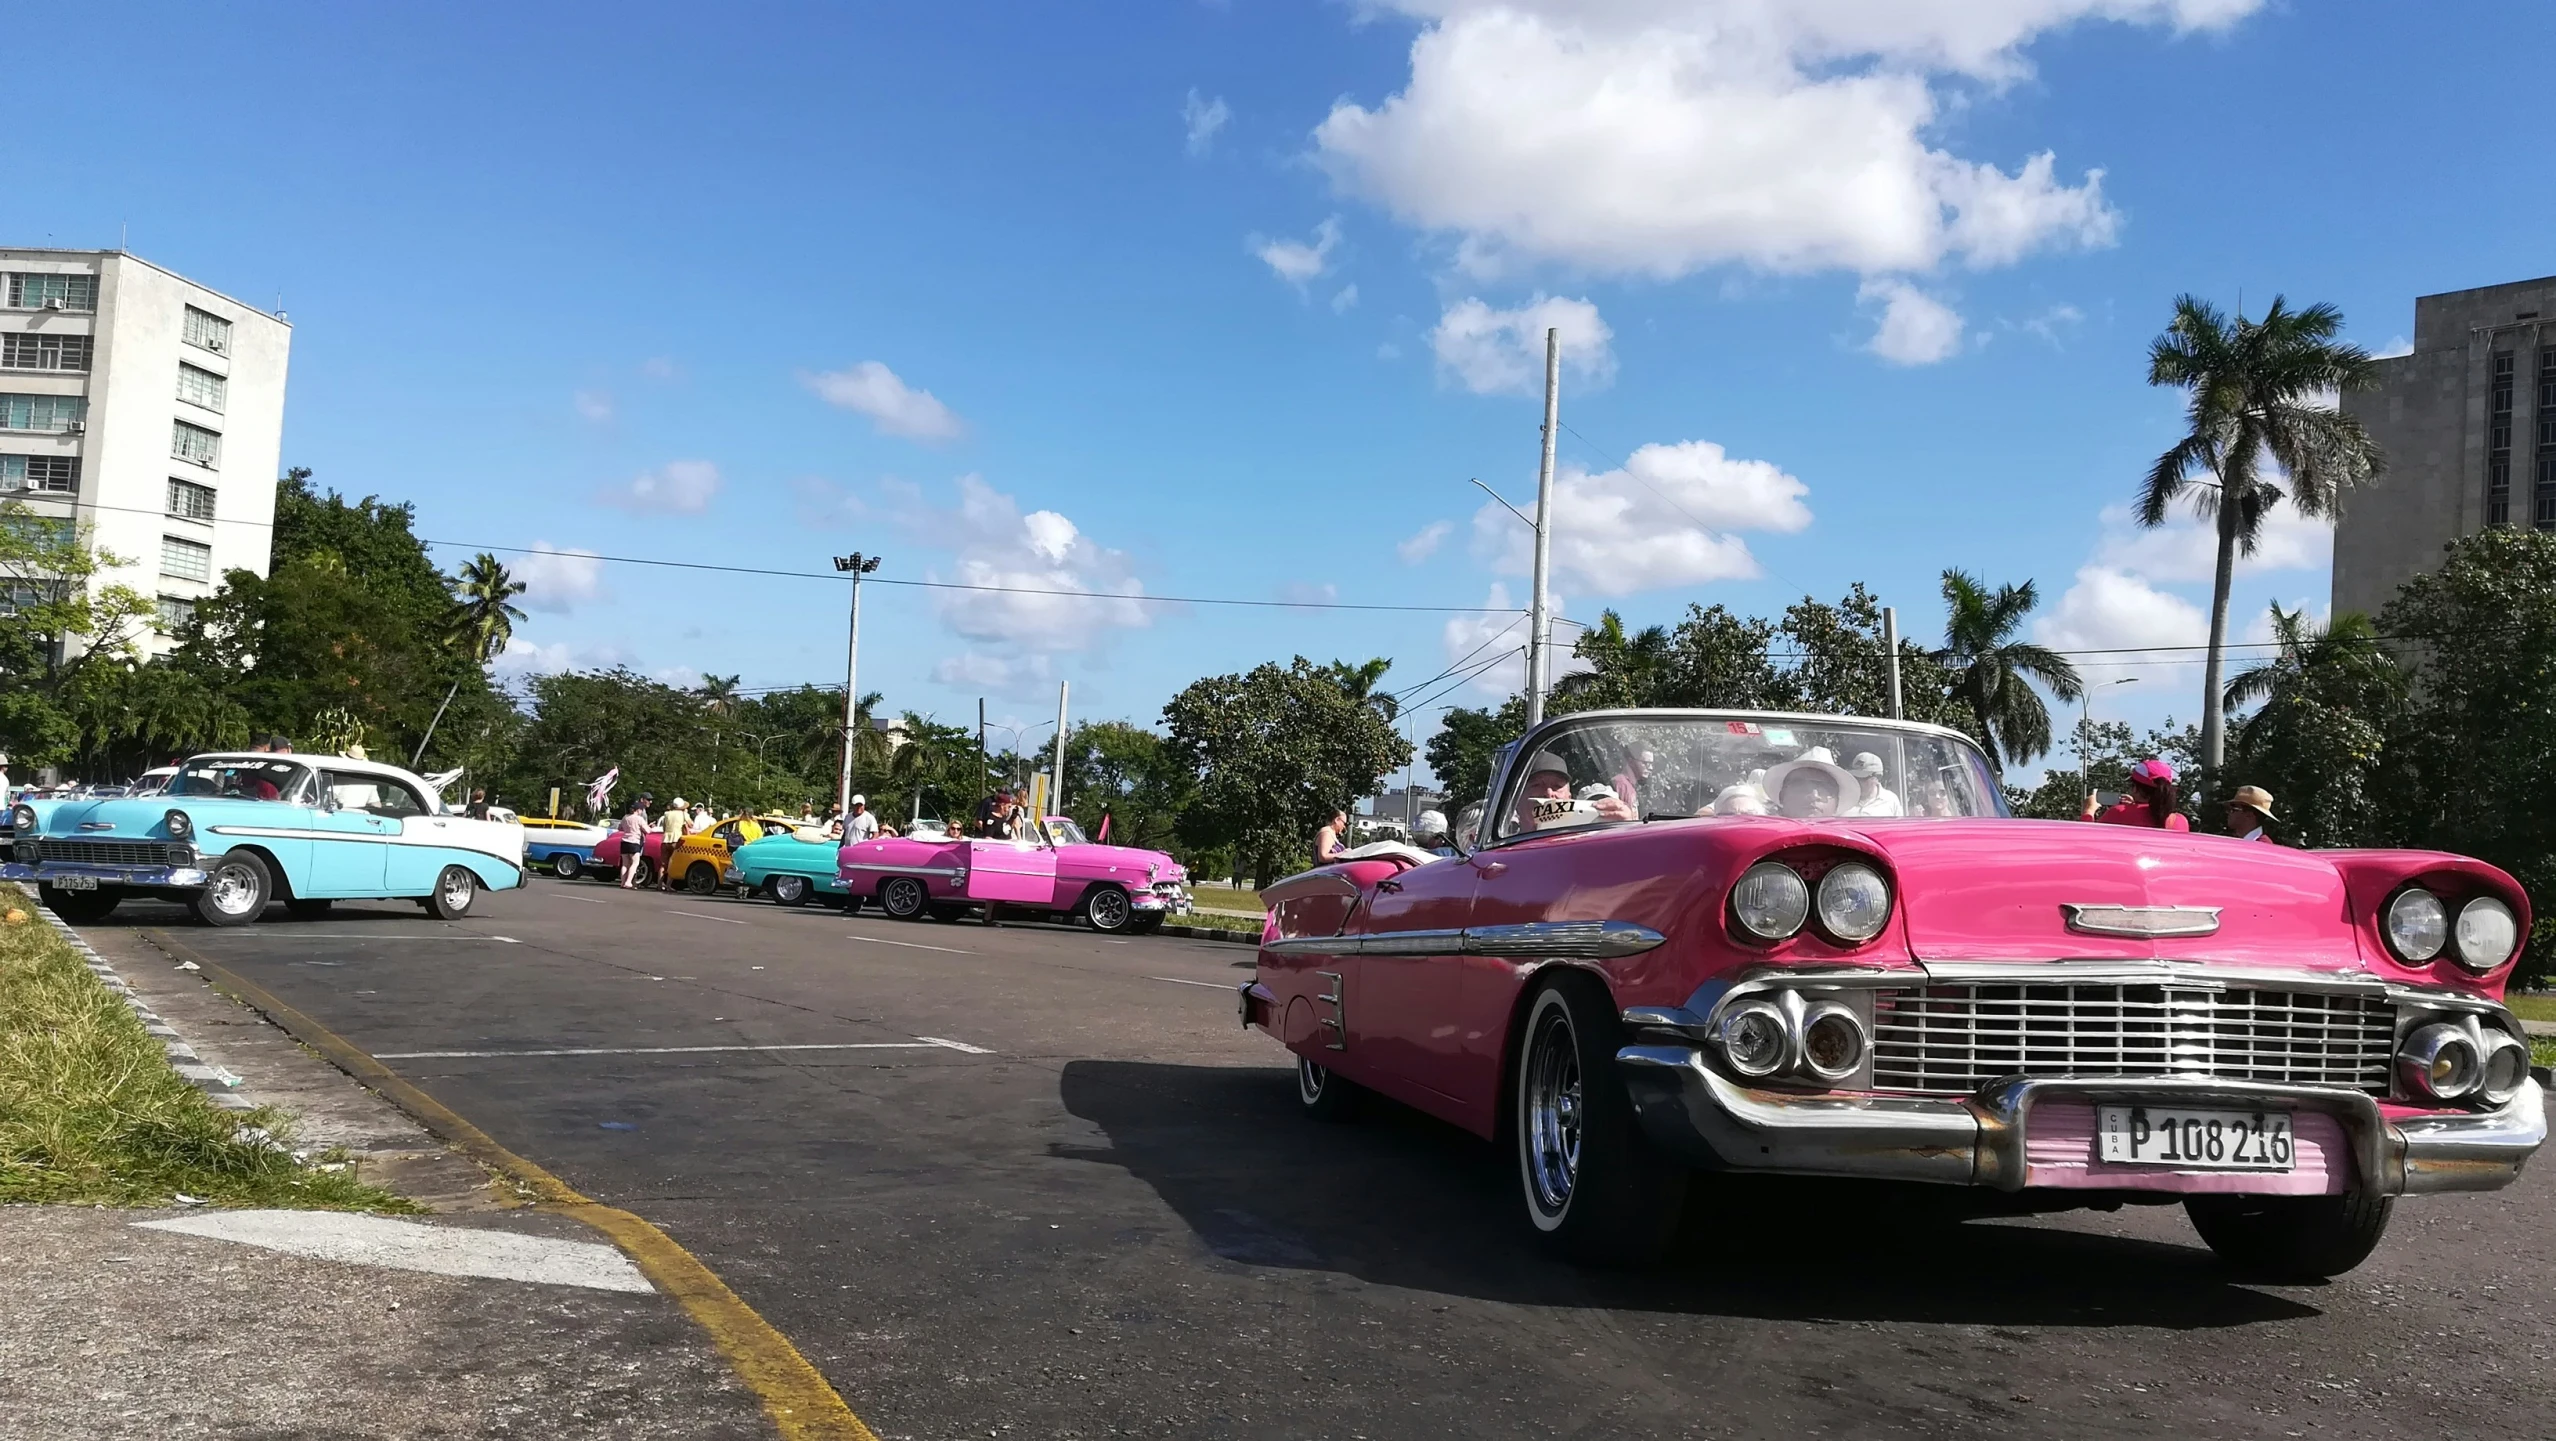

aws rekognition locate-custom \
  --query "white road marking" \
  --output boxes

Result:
[1147,976,1237,990]
[664,908,746,926]
[1099,938,1130,945]
[550,893,609,905]
[269,934,519,944]
[842,934,974,955]
[372,1038,991,1059]
[136,1211,652,1293]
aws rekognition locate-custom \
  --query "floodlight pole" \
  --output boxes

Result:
[1050,681,1069,818]
[1882,607,1904,720]
[1525,326,1559,728]
[832,552,881,817]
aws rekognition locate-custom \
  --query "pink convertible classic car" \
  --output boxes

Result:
[1242,709,2545,1278]
[839,816,1192,933]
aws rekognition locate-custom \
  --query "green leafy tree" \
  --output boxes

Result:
[1933,570,2082,771]
[2139,295,2385,786]
[497,668,710,813]
[1320,657,1399,722]
[0,502,157,771]
[1164,657,1413,883]
[1549,612,1674,710]
[2377,528,2556,984]
[2009,717,2204,822]
[2220,605,2404,849]
[1040,720,1196,855]
[1424,699,1526,808]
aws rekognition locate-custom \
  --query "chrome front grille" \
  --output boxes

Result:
[1871,982,2396,1096]
[24,839,191,868]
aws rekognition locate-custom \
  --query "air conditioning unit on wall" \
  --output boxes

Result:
[41,297,65,311]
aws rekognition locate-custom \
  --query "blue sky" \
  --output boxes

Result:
[25,1,2548,782]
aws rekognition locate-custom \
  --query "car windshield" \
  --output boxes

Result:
[1490,714,2005,841]
[166,758,312,804]
[1044,819,1089,846]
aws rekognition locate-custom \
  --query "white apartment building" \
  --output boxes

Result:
[0,248,290,656]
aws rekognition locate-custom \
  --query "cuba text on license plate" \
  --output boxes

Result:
[2097,1105,2294,1171]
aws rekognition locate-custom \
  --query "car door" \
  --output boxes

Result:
[308,772,393,896]
[1344,856,1484,1126]
[373,779,447,894]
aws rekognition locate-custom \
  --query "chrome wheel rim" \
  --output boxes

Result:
[775,875,806,902]
[1297,1056,1327,1105]
[1523,1010,1582,1215]
[553,856,578,878]
[1090,889,1130,930]
[209,863,260,916]
[440,869,474,911]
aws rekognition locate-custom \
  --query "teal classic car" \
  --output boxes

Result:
[4,752,527,926]
[727,826,856,908]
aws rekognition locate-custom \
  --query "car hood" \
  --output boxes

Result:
[30,797,190,836]
[1851,819,2365,970]
[1056,842,1181,878]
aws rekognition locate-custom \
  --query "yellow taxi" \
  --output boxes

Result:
[663,814,807,894]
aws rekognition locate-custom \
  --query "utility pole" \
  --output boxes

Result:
[1050,681,1069,819]
[977,698,989,813]
[1525,326,1559,728]
[1881,607,1903,720]
[832,552,881,816]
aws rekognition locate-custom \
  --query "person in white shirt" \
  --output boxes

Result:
[844,794,880,841]
[2225,785,2277,842]
[1846,752,1904,817]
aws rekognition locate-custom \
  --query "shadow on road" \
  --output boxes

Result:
[1056,1058,2319,1330]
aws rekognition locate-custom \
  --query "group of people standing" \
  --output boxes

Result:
[2080,758,2281,841]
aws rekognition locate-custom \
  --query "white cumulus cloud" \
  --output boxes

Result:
[1858,279,1966,365]
[893,474,1155,656]
[803,361,965,442]
[2031,564,2211,690]
[573,389,613,423]
[1254,217,1342,289]
[1431,295,1614,396]
[599,459,722,515]
[1183,89,1231,155]
[932,651,1058,696]
[1310,1,2247,281]
[513,543,606,613]
[1398,519,1454,564]
[2089,501,2332,584]
[1472,439,1811,596]
[2373,335,2413,359]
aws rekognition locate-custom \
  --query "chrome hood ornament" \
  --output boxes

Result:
[2061,903,2222,938]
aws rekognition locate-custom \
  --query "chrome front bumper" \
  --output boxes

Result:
[2,860,210,890]
[1134,885,1192,913]
[1616,1043,2547,1197]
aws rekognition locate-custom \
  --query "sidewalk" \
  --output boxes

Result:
[0,922,774,1440]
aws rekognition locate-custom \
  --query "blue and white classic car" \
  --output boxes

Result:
[3,752,526,926]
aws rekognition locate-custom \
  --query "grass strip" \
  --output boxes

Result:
[2506,993,2556,1022]
[0,885,412,1210]
[1166,910,1264,934]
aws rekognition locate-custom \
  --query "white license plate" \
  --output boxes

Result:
[53,874,99,890]
[2098,1105,2295,1171]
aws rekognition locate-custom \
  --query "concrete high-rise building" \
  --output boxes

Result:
[0,248,290,656]
[2333,275,2556,619]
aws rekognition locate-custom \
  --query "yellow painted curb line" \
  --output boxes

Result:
[147,931,879,1441]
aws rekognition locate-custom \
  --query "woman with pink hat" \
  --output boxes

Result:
[2081,757,2189,831]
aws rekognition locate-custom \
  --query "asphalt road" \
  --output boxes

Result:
[87,881,2556,1440]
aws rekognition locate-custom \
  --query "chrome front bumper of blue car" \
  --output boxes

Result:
[2,859,211,890]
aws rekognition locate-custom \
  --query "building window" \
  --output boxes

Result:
[0,454,77,493]
[0,575,71,617]
[156,595,196,632]
[171,419,221,469]
[182,306,232,355]
[0,332,92,371]
[5,273,96,311]
[0,394,85,432]
[167,477,216,521]
[2536,348,2556,531]
[176,362,226,413]
[160,534,213,582]
[2488,351,2516,526]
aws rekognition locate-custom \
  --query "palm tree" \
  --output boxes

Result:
[700,674,741,713]
[2223,604,2389,749]
[447,553,528,666]
[1323,657,1397,721]
[1552,610,1673,708]
[1932,570,2082,772]
[2140,295,2385,785]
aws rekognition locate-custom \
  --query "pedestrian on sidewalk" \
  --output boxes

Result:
[618,795,652,889]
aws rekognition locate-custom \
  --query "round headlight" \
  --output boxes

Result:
[2453,897,2519,972]
[1716,1000,1790,1079]
[2385,888,2449,963]
[2397,1022,2480,1101]
[8,804,32,832]
[1815,862,1892,944]
[1731,862,1810,941]
[164,809,193,841]
[2480,1031,2533,1107]
[1800,1003,1868,1082]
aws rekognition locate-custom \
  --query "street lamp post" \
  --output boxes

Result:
[2078,677,2141,788]
[832,552,881,818]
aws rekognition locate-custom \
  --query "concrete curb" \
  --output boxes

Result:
[25,898,256,1112]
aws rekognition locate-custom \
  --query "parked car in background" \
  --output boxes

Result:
[1243,708,2544,1279]
[665,813,802,894]
[5,752,527,926]
[838,816,1191,932]
[729,824,856,908]
[591,827,668,886]
[128,767,179,798]
[520,816,611,879]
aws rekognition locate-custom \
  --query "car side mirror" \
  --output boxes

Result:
[316,792,339,813]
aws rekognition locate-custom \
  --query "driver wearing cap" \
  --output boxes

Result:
[1513,751,1635,831]
[1845,751,1903,817]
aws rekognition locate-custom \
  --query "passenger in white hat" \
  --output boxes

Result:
[1760,753,1859,819]
[1845,751,1903,817]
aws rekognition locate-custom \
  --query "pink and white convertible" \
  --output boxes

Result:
[839,817,1192,933]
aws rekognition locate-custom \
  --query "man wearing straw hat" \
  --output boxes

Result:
[2225,785,2277,843]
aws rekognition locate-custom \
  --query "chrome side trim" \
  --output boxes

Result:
[839,863,966,878]
[1261,919,1666,960]
[2061,903,2222,938]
